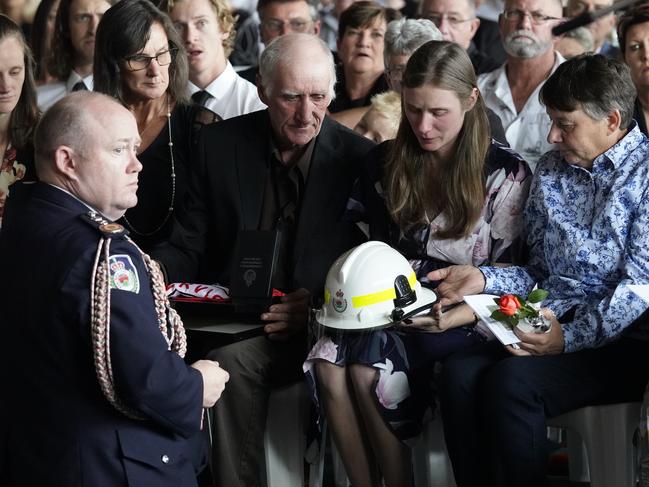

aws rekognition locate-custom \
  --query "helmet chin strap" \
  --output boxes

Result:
[390,274,438,322]
[392,299,438,323]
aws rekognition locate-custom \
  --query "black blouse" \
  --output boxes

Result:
[328,65,390,114]
[633,98,648,137]
[120,103,215,253]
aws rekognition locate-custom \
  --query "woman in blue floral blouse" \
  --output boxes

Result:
[0,15,38,228]
[304,40,532,487]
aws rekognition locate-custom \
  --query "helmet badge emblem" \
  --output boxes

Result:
[333,289,347,313]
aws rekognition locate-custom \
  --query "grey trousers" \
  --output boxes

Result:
[206,332,306,487]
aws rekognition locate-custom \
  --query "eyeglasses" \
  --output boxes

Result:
[261,18,311,33]
[124,49,174,71]
[422,13,474,27]
[502,9,560,24]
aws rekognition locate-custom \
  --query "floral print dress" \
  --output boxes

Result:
[0,144,27,228]
[304,139,533,441]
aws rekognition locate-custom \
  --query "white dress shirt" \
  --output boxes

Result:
[478,52,565,171]
[37,72,94,112]
[187,62,266,120]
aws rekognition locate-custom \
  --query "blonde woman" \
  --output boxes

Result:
[354,90,401,143]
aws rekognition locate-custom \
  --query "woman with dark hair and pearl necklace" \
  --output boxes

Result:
[93,0,216,252]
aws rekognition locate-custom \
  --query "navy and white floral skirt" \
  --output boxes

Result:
[303,325,486,442]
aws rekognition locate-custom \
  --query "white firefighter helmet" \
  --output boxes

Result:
[315,241,437,331]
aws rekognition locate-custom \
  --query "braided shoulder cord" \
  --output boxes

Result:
[141,251,187,357]
[90,236,187,420]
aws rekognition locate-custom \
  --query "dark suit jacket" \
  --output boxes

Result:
[154,110,375,296]
[474,17,507,67]
[237,65,258,85]
[0,183,204,487]
[469,42,503,75]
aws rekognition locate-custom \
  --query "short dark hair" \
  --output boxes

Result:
[93,0,189,106]
[617,3,649,59]
[338,1,394,40]
[540,54,636,129]
[0,14,39,150]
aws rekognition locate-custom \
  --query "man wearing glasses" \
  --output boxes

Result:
[238,0,320,84]
[258,0,319,42]
[419,0,502,74]
[566,0,620,58]
[477,0,564,171]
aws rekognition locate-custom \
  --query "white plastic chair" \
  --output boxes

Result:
[413,402,642,487]
[262,381,310,487]
[411,416,457,487]
[547,402,641,487]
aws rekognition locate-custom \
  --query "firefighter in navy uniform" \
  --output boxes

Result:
[0,92,229,487]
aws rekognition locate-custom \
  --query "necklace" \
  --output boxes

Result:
[122,108,176,237]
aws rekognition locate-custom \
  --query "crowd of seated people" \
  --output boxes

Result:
[2,0,649,486]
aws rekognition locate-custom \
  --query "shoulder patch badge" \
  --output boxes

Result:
[108,254,140,294]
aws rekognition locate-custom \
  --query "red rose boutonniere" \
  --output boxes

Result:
[490,289,550,332]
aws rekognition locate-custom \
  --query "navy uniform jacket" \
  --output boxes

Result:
[0,183,204,486]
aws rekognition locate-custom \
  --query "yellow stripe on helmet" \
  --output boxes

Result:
[351,272,417,308]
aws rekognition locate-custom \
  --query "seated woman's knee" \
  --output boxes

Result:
[348,363,379,390]
[314,361,350,400]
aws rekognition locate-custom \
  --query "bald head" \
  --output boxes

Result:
[256,33,335,159]
[35,92,113,178]
[34,92,142,220]
[258,33,336,98]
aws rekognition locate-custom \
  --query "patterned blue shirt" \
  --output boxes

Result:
[481,124,649,352]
